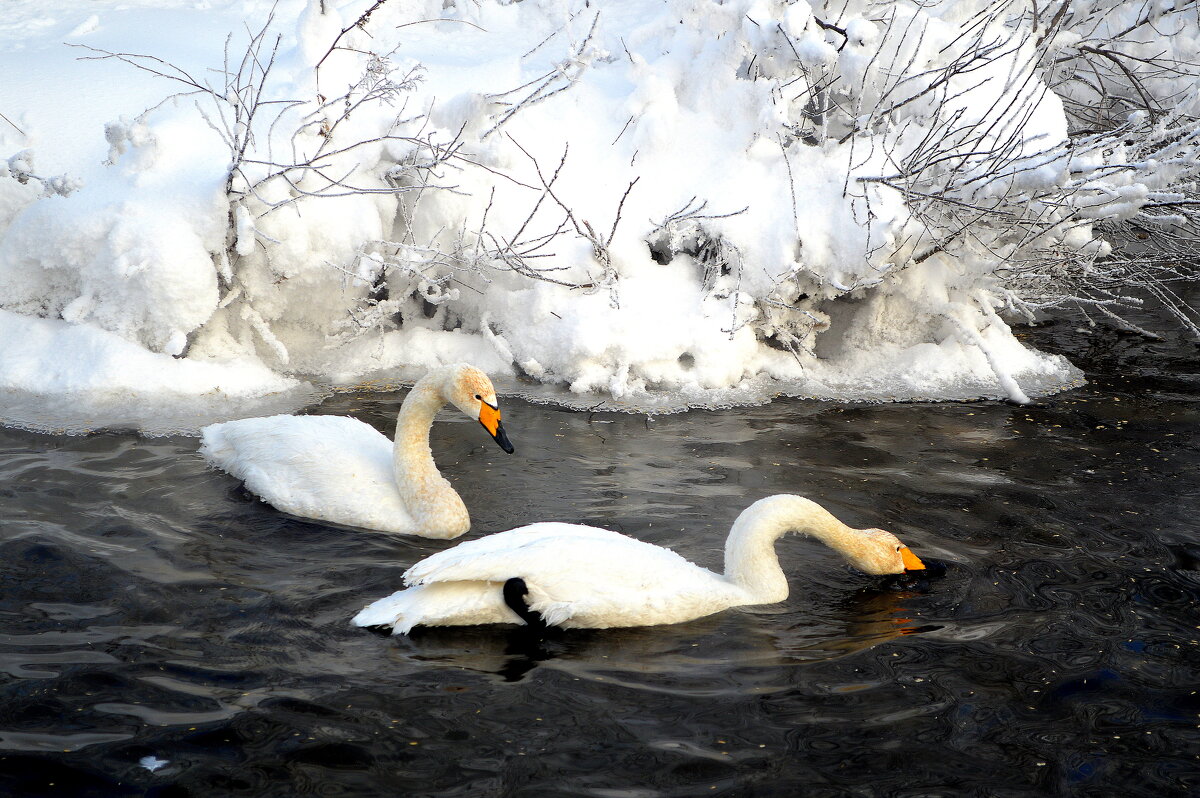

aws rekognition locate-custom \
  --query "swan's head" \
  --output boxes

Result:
[849,527,926,575]
[443,364,515,454]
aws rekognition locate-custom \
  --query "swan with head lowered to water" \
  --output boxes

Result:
[352,494,926,632]
[199,363,514,539]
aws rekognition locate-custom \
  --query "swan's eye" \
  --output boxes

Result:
[474,394,482,400]
[895,545,902,551]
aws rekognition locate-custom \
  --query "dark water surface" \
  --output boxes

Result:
[1,317,1199,797]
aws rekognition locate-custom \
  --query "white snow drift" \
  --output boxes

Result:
[3,0,1196,433]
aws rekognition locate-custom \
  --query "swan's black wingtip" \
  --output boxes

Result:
[502,577,549,632]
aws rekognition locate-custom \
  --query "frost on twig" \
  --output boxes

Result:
[786,0,1200,343]
[326,237,468,347]
[1,149,80,198]
[482,9,601,140]
[644,198,762,341]
[480,138,638,308]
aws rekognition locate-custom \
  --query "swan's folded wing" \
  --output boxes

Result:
[200,415,413,532]
[526,542,736,628]
[403,523,652,586]
[403,523,721,609]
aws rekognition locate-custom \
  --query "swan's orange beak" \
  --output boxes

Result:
[900,546,926,571]
[479,400,515,454]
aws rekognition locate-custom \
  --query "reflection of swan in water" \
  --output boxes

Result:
[354,494,925,633]
[373,617,740,686]
[367,586,938,688]
[200,364,514,539]
[766,585,943,664]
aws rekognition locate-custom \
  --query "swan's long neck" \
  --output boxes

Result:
[723,495,863,604]
[392,377,469,536]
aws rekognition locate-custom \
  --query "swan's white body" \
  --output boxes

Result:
[353,494,925,632]
[199,364,512,539]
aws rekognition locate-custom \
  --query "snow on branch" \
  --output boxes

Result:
[481,10,601,140]
[31,0,1200,406]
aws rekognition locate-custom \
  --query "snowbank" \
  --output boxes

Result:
[0,310,318,436]
[4,0,1195,432]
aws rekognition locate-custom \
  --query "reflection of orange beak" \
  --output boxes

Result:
[478,400,515,454]
[900,546,926,571]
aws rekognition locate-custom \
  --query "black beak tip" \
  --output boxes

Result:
[920,559,948,578]
[494,424,515,454]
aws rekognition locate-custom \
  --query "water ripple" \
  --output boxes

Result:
[1,317,1198,795]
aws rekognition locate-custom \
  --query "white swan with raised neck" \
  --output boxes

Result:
[353,494,926,632]
[200,363,513,538]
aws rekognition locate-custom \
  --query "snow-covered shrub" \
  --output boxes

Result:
[2,0,1199,432]
[1030,0,1200,336]
[340,0,1094,403]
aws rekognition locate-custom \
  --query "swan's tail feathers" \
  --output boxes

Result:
[352,581,521,634]
[198,427,235,470]
[352,589,419,634]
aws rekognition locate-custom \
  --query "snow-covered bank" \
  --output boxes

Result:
[0,310,318,435]
[2,0,1195,433]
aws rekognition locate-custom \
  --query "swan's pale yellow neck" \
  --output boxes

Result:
[723,495,866,604]
[392,374,469,538]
